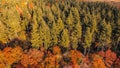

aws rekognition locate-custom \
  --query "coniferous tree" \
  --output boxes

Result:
[46,9,55,28]
[0,0,119,53]
[60,29,70,48]
[0,21,8,43]
[39,16,51,49]
[98,19,112,50]
[51,22,59,46]
[56,18,64,34]
[31,11,41,49]
[84,27,92,55]
[66,11,74,31]
[70,7,82,49]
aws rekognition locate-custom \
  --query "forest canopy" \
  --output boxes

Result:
[0,0,120,68]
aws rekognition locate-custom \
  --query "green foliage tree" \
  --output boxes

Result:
[66,11,74,31]
[0,21,8,43]
[98,19,112,49]
[31,11,41,49]
[0,0,119,52]
[70,7,82,49]
[60,29,70,48]
[84,27,92,55]
[56,18,64,34]
[38,16,51,49]
[51,22,59,46]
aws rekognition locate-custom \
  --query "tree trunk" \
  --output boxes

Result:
[84,48,87,56]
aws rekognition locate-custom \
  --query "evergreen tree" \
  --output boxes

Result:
[71,7,80,24]
[91,16,97,35]
[75,22,82,45]
[4,7,23,41]
[70,7,82,49]
[56,18,64,34]
[0,21,8,43]
[31,11,41,49]
[60,29,70,48]
[46,9,55,28]
[98,19,112,49]
[66,11,74,31]
[38,16,51,49]
[51,22,59,46]
[84,27,92,55]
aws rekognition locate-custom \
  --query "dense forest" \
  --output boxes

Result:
[0,0,120,68]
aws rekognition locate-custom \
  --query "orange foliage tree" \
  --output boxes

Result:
[53,46,61,55]
[0,46,22,68]
[91,54,106,68]
[68,50,83,68]
[0,51,6,68]
[20,48,44,68]
[44,46,62,68]
[45,50,61,68]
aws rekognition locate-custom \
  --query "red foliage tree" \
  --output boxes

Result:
[98,49,117,68]
[114,57,120,68]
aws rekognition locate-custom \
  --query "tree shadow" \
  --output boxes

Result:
[0,38,32,50]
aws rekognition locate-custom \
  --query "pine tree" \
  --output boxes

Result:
[84,27,92,55]
[91,16,97,35]
[56,18,64,34]
[3,6,23,41]
[71,7,80,24]
[66,11,74,31]
[31,8,51,49]
[46,9,55,28]
[0,21,8,43]
[75,22,82,42]
[60,29,70,48]
[31,11,42,49]
[70,7,82,49]
[38,16,51,49]
[98,19,112,49]
[51,22,59,46]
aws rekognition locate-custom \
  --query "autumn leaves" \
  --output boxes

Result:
[0,46,119,68]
